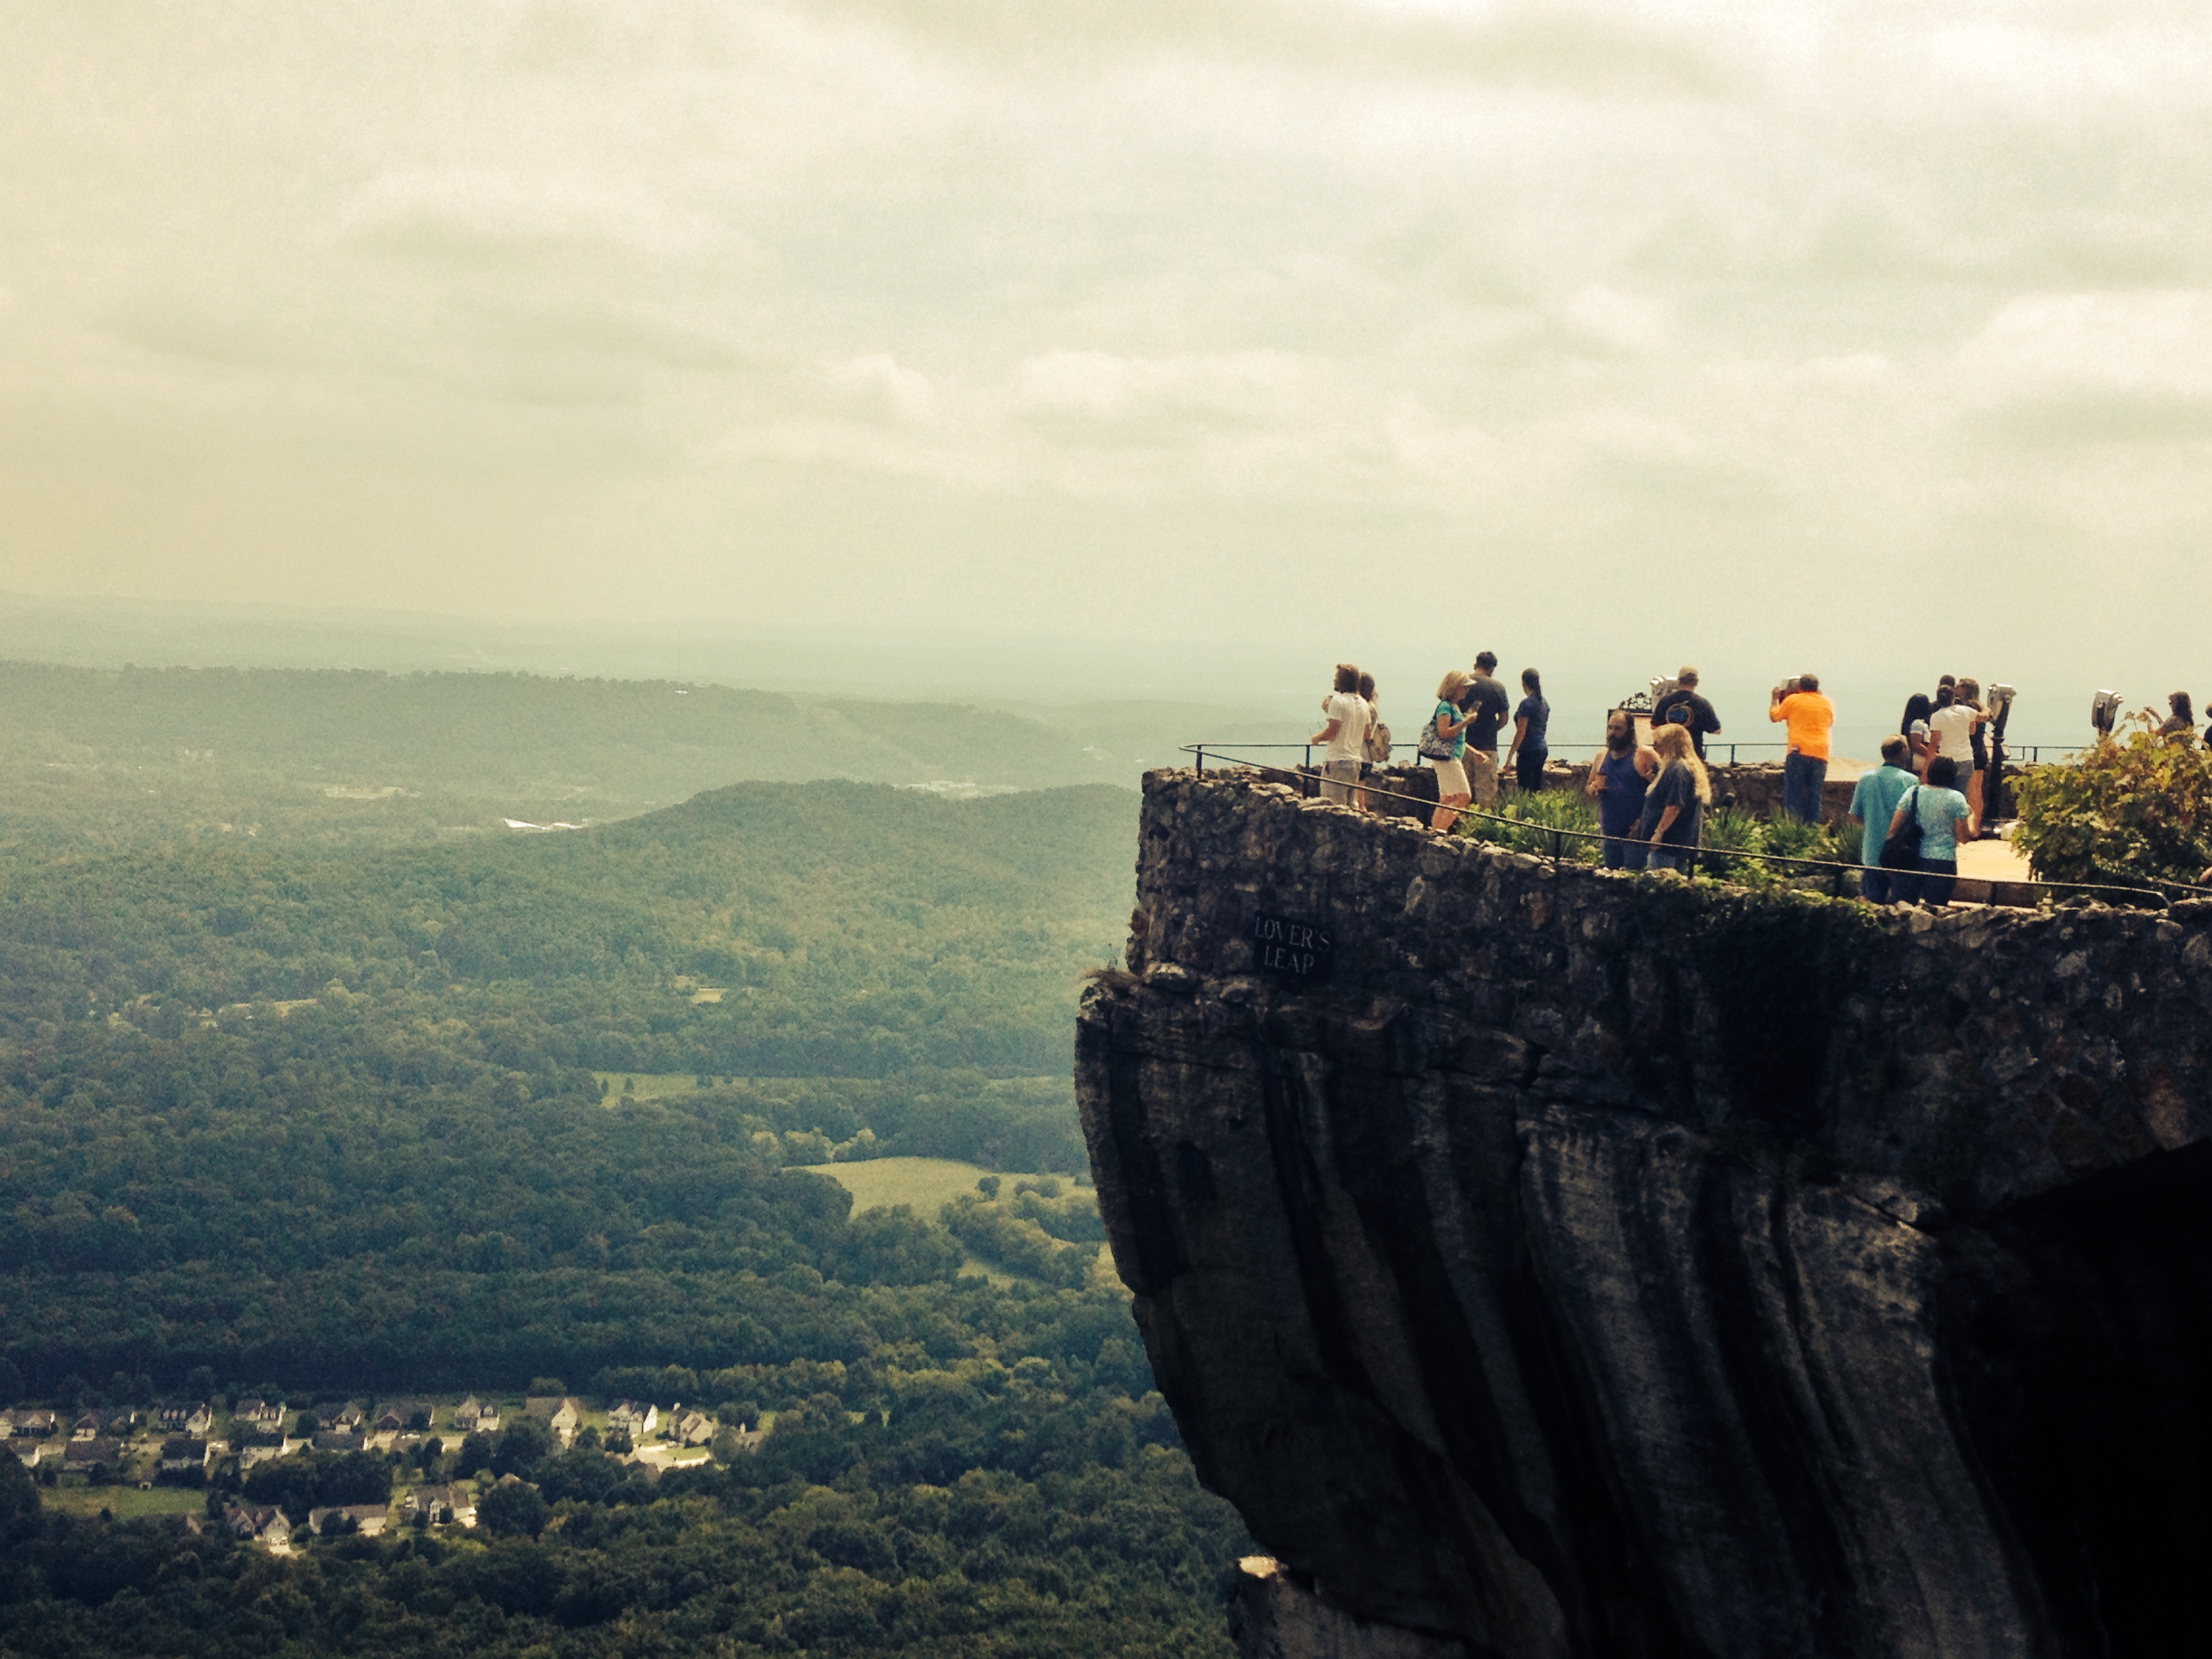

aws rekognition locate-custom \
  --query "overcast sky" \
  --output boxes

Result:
[3,1,2209,706]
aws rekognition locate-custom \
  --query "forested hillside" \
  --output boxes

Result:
[0,770,1246,1656]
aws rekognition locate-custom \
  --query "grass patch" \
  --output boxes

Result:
[594,1071,708,1100]
[796,1155,1087,1216]
[44,1484,205,1519]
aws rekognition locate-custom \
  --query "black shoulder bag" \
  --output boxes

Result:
[1879,787,1923,872]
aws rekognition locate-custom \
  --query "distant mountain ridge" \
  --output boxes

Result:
[0,658,1268,846]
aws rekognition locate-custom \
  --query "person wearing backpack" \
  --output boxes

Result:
[1885,755,1978,905]
[1420,670,1479,833]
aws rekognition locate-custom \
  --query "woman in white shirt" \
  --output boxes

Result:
[1926,686,1986,826]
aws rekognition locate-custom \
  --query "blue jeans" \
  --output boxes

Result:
[1783,752,1828,823]
[1601,834,1648,870]
[1645,844,1689,874]
[1860,865,1895,903]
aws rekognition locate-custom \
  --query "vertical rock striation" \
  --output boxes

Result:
[1079,771,2212,1659]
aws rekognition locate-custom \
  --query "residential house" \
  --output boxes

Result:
[222,1503,293,1546]
[307,1503,389,1538]
[238,1441,287,1470]
[453,1397,484,1432]
[238,1399,286,1431]
[7,1410,56,1439]
[667,1408,714,1448]
[62,1438,121,1475]
[159,1437,209,1473]
[9,1443,39,1469]
[607,1401,657,1439]
[373,1408,404,1434]
[70,1412,107,1440]
[158,1402,211,1435]
[550,1399,582,1445]
[409,1483,475,1526]
[312,1431,365,1453]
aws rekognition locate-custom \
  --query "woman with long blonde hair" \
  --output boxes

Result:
[1422,669,1478,833]
[1635,722,1711,872]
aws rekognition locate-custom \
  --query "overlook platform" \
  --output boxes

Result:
[1080,769,2212,1659]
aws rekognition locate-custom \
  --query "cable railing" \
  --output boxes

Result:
[1179,743,2212,910]
[1191,740,2085,770]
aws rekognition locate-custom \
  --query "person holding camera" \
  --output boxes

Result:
[1769,672,1835,823]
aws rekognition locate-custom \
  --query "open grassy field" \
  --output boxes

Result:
[796,1155,1088,1214]
[43,1483,208,1519]
[594,1071,713,1100]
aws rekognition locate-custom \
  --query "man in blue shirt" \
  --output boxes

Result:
[1847,736,1919,903]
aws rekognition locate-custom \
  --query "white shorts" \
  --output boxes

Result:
[1319,758,1361,802]
[1429,757,1469,797]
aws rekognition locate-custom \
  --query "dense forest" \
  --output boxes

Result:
[0,721,1250,1655]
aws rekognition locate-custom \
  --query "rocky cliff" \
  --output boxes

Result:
[1077,771,2212,1659]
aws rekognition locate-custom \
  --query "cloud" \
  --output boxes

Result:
[828,354,939,424]
[1956,290,2212,440]
[335,169,719,266]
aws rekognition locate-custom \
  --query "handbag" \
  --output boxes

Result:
[1879,787,1923,871]
[1417,712,1454,761]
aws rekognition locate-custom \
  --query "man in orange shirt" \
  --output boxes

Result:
[1769,673,1835,823]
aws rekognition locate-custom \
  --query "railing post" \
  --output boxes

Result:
[1195,747,1205,775]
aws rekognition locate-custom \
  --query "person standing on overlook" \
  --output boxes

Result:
[1769,672,1835,823]
[1848,737,1920,904]
[1356,670,1389,811]
[1888,755,1978,906]
[1651,667,1722,760]
[1422,670,1479,833]
[1636,723,1709,872]
[1927,685,1985,826]
[2162,691,2197,741]
[1310,663,1370,806]
[1461,652,1511,807]
[1506,668,1550,793]
[1586,710,1656,869]
[1900,692,1936,779]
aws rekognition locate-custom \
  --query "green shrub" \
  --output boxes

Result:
[1458,791,1603,861]
[2013,716,2212,890]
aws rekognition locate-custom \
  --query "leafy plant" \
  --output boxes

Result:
[2013,715,2212,890]
[1457,790,1603,861]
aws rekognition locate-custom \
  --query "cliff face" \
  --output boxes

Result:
[1078,772,2212,1659]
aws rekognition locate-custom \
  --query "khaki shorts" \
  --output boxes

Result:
[1429,756,1469,797]
[1467,750,1499,806]
[1319,758,1361,802]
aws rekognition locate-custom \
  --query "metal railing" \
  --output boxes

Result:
[1179,743,2212,909]
[1195,740,2084,769]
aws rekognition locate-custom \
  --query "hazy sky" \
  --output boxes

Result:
[4,1,2209,692]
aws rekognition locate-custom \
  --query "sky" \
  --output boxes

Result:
[3,1,2209,728]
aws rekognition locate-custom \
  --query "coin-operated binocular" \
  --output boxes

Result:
[1988,683,2017,720]
[1648,675,1677,705]
[2090,689,2123,736]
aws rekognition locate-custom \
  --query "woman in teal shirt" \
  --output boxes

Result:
[1425,670,1479,833]
[1886,755,1978,905]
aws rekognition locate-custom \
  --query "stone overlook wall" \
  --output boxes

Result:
[1078,769,2212,1659]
